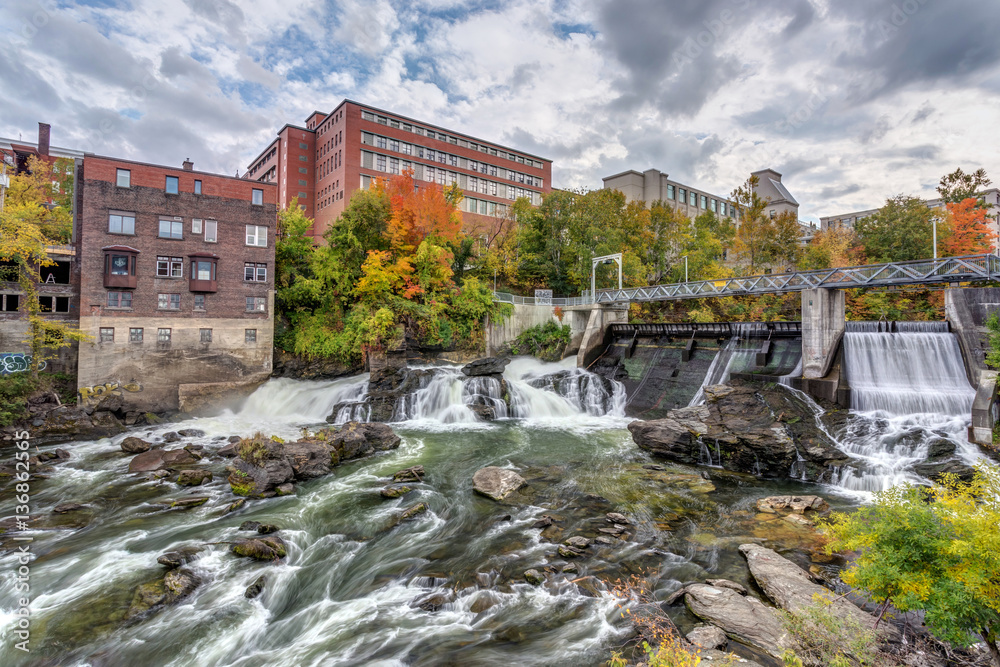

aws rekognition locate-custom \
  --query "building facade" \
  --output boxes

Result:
[245,99,553,242]
[76,155,278,412]
[602,168,741,221]
[820,189,1000,239]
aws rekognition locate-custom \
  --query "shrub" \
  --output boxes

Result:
[509,321,571,362]
[778,595,883,666]
[237,432,271,467]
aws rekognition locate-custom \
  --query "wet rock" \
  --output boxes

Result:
[224,498,247,514]
[53,503,86,514]
[177,429,205,438]
[470,590,501,613]
[399,502,429,521]
[245,574,266,600]
[164,567,200,599]
[913,458,976,483]
[462,357,510,377]
[54,448,71,460]
[256,524,280,535]
[925,438,956,459]
[684,583,796,660]
[240,521,263,532]
[686,624,729,650]
[121,437,152,454]
[125,567,200,620]
[128,448,199,473]
[564,536,591,549]
[705,579,747,595]
[557,545,584,558]
[231,535,287,561]
[228,435,242,444]
[472,466,526,501]
[381,485,412,499]
[283,439,332,479]
[325,422,401,460]
[275,483,295,496]
[523,569,544,586]
[157,547,200,569]
[176,469,213,486]
[227,437,294,497]
[411,590,454,611]
[605,512,629,524]
[756,495,829,515]
[532,515,555,529]
[393,465,425,483]
[594,536,616,545]
[162,432,181,443]
[561,563,579,574]
[169,496,209,509]
[218,443,238,457]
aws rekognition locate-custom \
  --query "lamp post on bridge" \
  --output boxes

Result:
[591,253,622,303]
[680,255,688,283]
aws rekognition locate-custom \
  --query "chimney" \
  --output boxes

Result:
[37,122,50,157]
[182,158,193,171]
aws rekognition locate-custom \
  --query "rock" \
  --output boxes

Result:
[392,466,425,483]
[53,503,86,514]
[686,624,729,650]
[256,524,280,535]
[54,448,71,460]
[472,466,526,501]
[283,439,332,479]
[739,543,889,637]
[756,495,829,515]
[684,583,797,660]
[564,536,591,549]
[325,422,401,460]
[275,483,295,496]
[163,567,200,599]
[925,438,956,460]
[224,498,247,514]
[380,485,412,499]
[176,469,213,486]
[169,496,209,509]
[411,590,454,612]
[90,411,126,435]
[177,429,205,438]
[532,515,555,529]
[231,535,287,561]
[240,521,262,532]
[627,418,695,461]
[227,437,294,498]
[594,536,615,545]
[523,569,544,586]
[218,442,239,457]
[705,579,747,595]
[399,502,429,521]
[157,547,200,569]
[462,357,510,377]
[128,448,199,473]
[558,545,584,558]
[245,575,266,600]
[125,567,200,620]
[121,436,152,454]
[228,435,242,444]
[913,458,976,483]
[162,432,181,443]
[605,512,629,524]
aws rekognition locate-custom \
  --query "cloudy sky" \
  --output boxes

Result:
[2,0,998,222]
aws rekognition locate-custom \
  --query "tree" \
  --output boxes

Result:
[938,167,992,206]
[854,195,934,263]
[825,463,1000,666]
[646,202,691,284]
[0,157,87,378]
[940,197,997,256]
[799,227,865,270]
[730,175,801,273]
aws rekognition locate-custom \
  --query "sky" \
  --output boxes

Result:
[2,0,999,223]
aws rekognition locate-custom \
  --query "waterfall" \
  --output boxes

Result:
[238,376,369,422]
[688,336,759,406]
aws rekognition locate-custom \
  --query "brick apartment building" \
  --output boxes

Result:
[245,99,553,242]
[75,155,278,412]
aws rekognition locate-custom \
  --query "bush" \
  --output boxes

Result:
[509,321,571,362]
[0,373,37,427]
[237,432,272,466]
[779,595,883,666]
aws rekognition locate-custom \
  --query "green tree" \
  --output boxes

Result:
[825,463,1000,666]
[854,195,934,263]
[730,175,801,273]
[938,167,992,206]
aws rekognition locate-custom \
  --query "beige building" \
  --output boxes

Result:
[820,189,1000,239]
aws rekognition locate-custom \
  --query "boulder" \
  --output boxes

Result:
[756,495,829,515]
[399,502,429,521]
[157,547,201,569]
[53,503,86,514]
[462,357,510,377]
[393,465,425,483]
[125,567,200,620]
[169,496,209,509]
[627,418,696,462]
[472,466,526,501]
[684,583,797,659]
[231,535,287,561]
[128,448,199,473]
[705,579,747,595]
[239,521,262,531]
[325,422,401,460]
[381,485,412,499]
[523,569,544,586]
[245,575,266,600]
[606,512,629,524]
[177,429,205,438]
[176,469,213,486]
[564,536,591,549]
[227,438,294,497]
[275,483,295,496]
[914,458,976,483]
[121,437,151,454]
[218,442,239,458]
[225,498,247,514]
[256,523,280,535]
[162,432,181,443]
[283,439,332,479]
[686,624,729,650]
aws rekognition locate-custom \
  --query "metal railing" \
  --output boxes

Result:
[608,321,802,338]
[492,291,594,307]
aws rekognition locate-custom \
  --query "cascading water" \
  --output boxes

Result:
[688,330,761,406]
[831,321,980,494]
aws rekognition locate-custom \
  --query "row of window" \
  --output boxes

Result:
[98,327,259,344]
[363,132,543,187]
[114,168,265,205]
[0,294,70,313]
[360,110,545,169]
[664,183,733,217]
[107,253,267,283]
[108,212,269,247]
[105,290,266,312]
[463,197,509,218]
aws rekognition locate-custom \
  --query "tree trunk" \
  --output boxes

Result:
[982,630,1000,667]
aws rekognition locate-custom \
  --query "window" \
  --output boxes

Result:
[129,327,143,343]
[200,328,212,343]
[700,195,707,209]
[245,329,257,343]
[192,260,215,281]
[297,192,306,198]
[376,154,386,172]
[711,199,717,213]
[156,256,183,277]
[204,220,217,243]
[299,142,308,149]
[116,169,130,188]
[108,212,136,235]
[389,157,399,174]
[194,179,202,195]
[165,176,179,194]
[689,191,697,206]
[158,293,180,310]
[389,139,399,152]
[720,202,727,216]
[1,294,19,312]
[770,209,776,219]
[246,296,266,312]
[244,262,267,282]
[192,218,203,234]
[109,254,132,276]
[159,219,183,239]
[299,167,307,174]
[666,184,675,200]
[298,155,307,162]
[252,188,263,206]
[106,291,132,308]
[99,327,114,343]
[194,294,205,310]
[157,328,171,343]
[245,225,268,247]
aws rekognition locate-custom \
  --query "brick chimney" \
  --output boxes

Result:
[37,122,50,157]
[182,158,193,171]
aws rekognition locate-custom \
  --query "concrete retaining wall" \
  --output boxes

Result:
[485,303,560,356]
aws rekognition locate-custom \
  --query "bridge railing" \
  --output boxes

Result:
[492,291,594,307]
[608,321,803,338]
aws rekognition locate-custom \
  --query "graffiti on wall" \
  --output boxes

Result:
[0,354,46,375]
[78,381,143,403]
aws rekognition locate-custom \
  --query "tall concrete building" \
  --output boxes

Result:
[820,189,1000,240]
[245,99,553,242]
[601,168,741,221]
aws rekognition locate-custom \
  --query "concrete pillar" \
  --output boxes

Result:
[801,288,845,379]
[576,305,627,368]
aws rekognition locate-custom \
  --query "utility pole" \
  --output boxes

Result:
[680,255,688,282]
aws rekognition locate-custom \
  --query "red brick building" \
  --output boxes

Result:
[76,155,278,412]
[245,99,553,242]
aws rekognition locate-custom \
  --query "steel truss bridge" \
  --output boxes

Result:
[591,253,1000,304]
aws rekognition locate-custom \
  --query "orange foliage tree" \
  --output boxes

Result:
[941,197,997,256]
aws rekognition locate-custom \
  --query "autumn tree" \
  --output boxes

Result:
[938,167,992,206]
[854,195,934,263]
[798,226,866,270]
[729,175,801,273]
[0,156,87,378]
[940,197,997,256]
